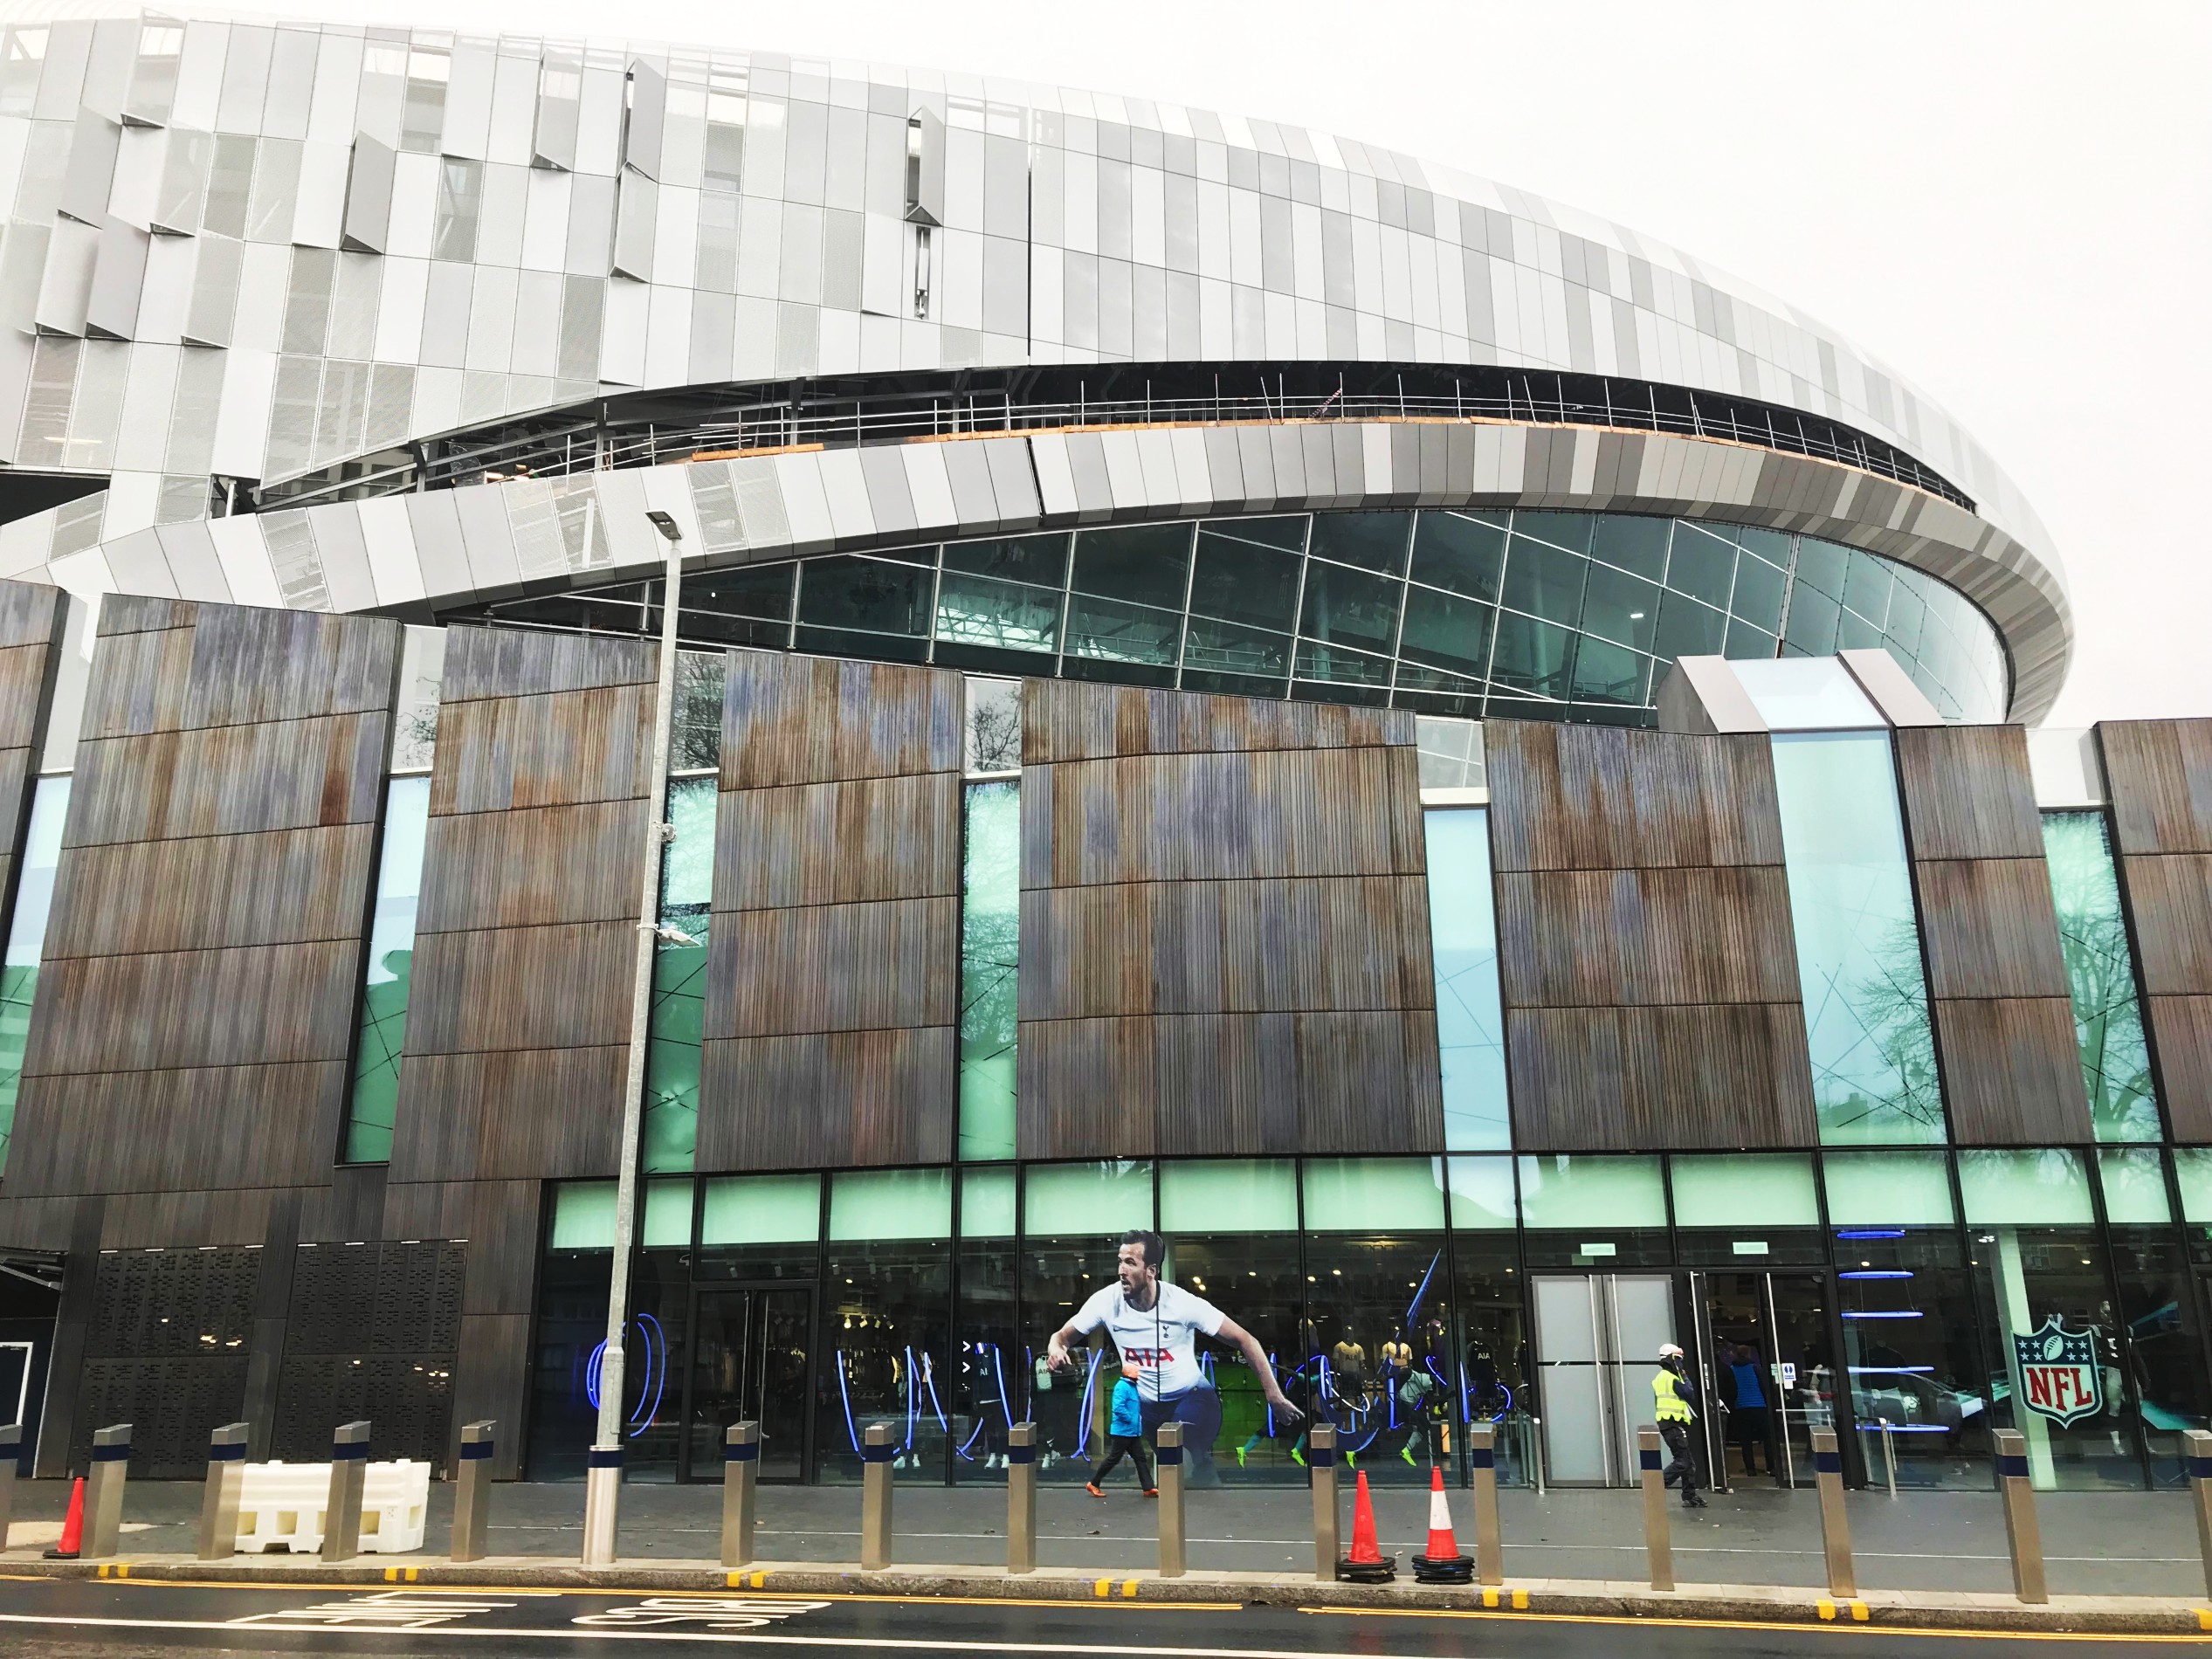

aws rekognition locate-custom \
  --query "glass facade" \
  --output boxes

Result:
[958,780,1019,1160]
[2041,810,2160,1143]
[0,774,66,1174]
[341,774,431,1164]
[1423,808,1508,1151]
[456,508,2009,729]
[644,774,717,1174]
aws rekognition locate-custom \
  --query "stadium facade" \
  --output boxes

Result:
[0,10,2202,1499]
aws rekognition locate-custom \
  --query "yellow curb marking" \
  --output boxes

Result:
[1306,1605,2212,1642]
[725,1570,768,1589]
[1851,1600,1871,1622]
[1512,1588,1528,1609]
[1818,1598,1837,1621]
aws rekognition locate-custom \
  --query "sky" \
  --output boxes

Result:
[182,0,2212,726]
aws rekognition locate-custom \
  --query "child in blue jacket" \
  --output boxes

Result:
[1086,1360,1157,1496]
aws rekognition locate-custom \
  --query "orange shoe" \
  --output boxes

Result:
[1085,1482,1104,1497]
[1143,1488,1159,1498]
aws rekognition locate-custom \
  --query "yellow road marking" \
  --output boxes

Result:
[1301,1605,2212,1642]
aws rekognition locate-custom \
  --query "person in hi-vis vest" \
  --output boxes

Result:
[1653,1342,1708,1508]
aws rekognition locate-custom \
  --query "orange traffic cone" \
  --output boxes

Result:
[1336,1468,1396,1583]
[1412,1463,1474,1583]
[43,1477,84,1559]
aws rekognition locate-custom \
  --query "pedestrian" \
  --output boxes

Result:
[1653,1342,1707,1508]
[1087,1360,1156,1497]
[1727,1343,1772,1477]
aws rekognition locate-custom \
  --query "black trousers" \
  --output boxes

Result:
[1733,1405,1772,1474]
[1659,1421,1701,1501]
[1093,1434,1155,1490]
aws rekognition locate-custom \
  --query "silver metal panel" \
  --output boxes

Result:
[623,59,667,182]
[59,110,122,227]
[83,217,148,341]
[905,105,943,228]
[341,131,396,255]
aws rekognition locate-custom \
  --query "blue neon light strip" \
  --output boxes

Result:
[1836,1229,1906,1240]
[1849,1365,1934,1374]
[1839,1270,1915,1279]
[1841,1310,1924,1319]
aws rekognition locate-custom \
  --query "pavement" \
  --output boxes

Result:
[3,1475,2210,1637]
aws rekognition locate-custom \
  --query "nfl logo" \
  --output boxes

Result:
[2009,1317,2105,1428]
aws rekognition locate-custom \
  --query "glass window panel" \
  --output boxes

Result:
[2041,810,2160,1142]
[1488,611,1575,699]
[934,572,1061,657]
[342,775,430,1164]
[1307,510,1409,575]
[1409,510,1506,601]
[1507,511,1594,555]
[642,1177,693,1248]
[1724,619,1779,662]
[1836,610,1885,652]
[961,1167,1016,1237]
[432,157,483,262]
[1301,1158,1446,1230]
[830,1167,953,1240]
[701,1173,823,1244]
[1299,560,1400,652]
[1823,1149,1955,1224]
[959,780,1019,1160]
[643,774,715,1174]
[1728,555,1787,634]
[1568,636,1649,706]
[677,563,792,649]
[1516,1154,1666,1229]
[1159,1159,1297,1233]
[942,531,1067,586]
[0,774,65,1173]
[1500,541,1586,623]
[1182,616,1291,678]
[1782,584,1841,656]
[550,1180,617,1249]
[1071,522,1191,609]
[1885,582,1927,659]
[1293,640,1391,686]
[1445,1154,1517,1229]
[2177,1148,2212,1222]
[1843,550,1893,627]
[1415,717,1485,790]
[1395,589,1493,679]
[1579,562,1658,652]
[1770,731,1942,1143]
[1189,526,1299,630]
[796,554,932,636]
[1665,523,1735,608]
[1198,513,1307,554]
[1735,658,1883,731]
[1588,514,1670,581]
[964,677,1021,776]
[2097,1148,2171,1225]
[1735,527,1792,569]
[1023,1160,1154,1235]
[1394,661,1485,717]
[1064,593,1182,665]
[1652,592,1726,661]
[1671,1153,1818,1228]
[1424,809,1508,1149]
[1958,1148,2093,1225]
[1794,538,1849,602]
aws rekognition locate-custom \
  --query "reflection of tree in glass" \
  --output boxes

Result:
[2043,812,2160,1140]
[1830,918,1944,1136]
[966,692,1021,774]
[672,650,728,771]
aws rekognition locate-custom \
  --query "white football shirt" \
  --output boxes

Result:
[1071,1281,1226,1401]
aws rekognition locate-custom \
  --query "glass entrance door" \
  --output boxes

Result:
[683,1286,812,1482]
[1530,1273,1674,1486]
[1696,1272,1836,1488]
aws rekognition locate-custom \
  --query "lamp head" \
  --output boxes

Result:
[644,510,682,543]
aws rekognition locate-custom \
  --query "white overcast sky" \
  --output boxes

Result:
[220,0,2209,726]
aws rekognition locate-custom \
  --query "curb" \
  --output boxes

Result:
[7,1554,2209,1635]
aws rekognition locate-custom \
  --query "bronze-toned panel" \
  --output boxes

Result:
[2112,853,2212,996]
[1506,1004,1818,1150]
[389,1047,628,1184]
[712,772,961,912]
[1933,997,2095,1145]
[403,922,636,1057]
[438,626,657,706]
[1893,725,2044,861]
[1494,866,1802,1009]
[0,637,55,750]
[43,823,376,958]
[96,593,196,637]
[2100,719,2212,857]
[1293,1009,1445,1153]
[100,1185,286,1249]
[428,682,660,816]
[0,739,37,868]
[722,652,961,789]
[1485,720,1785,872]
[2141,995,2212,1142]
[76,616,194,740]
[81,602,401,740]
[414,800,647,933]
[0,578,65,651]
[65,712,389,847]
[706,898,957,1040]
[452,1313,532,1479]
[1912,857,2075,1002]
[697,1027,956,1170]
[0,1194,78,1251]
[1023,678,1409,765]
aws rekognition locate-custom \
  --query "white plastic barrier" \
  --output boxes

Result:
[234,1459,431,1554]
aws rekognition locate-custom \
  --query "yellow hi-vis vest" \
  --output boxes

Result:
[1653,1368,1693,1423]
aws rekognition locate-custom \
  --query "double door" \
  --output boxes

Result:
[679,1286,812,1483]
[1690,1271,1835,1490]
[1530,1273,1676,1485]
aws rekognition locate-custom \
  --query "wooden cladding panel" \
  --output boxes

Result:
[1934,997,2097,1146]
[0,584,59,930]
[2101,719,2212,857]
[1912,857,2074,1002]
[388,1049,627,1183]
[697,1029,955,1169]
[1892,726,2045,860]
[1495,867,1802,1008]
[438,627,657,706]
[0,634,56,751]
[706,898,958,1038]
[2139,996,2212,1142]
[2119,855,2212,996]
[713,774,960,912]
[414,801,647,933]
[1485,721,1785,873]
[1023,678,1409,764]
[80,601,400,740]
[0,578,65,651]
[1506,1004,1818,1150]
[65,715,389,848]
[721,653,961,789]
[404,922,636,1057]
[44,823,376,958]
[430,683,660,816]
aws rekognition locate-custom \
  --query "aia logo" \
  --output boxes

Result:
[2010,1317,2105,1428]
[1121,1347,1176,1366]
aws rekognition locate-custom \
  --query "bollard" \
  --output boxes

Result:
[322,1421,371,1564]
[1156,1421,1187,1579]
[1005,1422,1037,1575]
[859,1423,893,1572]
[0,1422,17,1551]
[196,1422,251,1561]
[1879,1419,1898,1498]
[721,1422,758,1570]
[1636,1425,1672,1591]
[582,1444,622,1564]
[1307,1424,1339,1582]
[1467,1421,1504,1587]
[1995,1428,2047,1604]
[451,1421,494,1564]
[83,1423,131,1560]
[1812,1427,1856,1596]
[2184,1428,2212,1601]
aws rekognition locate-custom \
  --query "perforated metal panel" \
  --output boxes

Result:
[70,1246,263,1478]
[272,1240,464,1470]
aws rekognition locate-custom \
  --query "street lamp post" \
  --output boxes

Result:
[582,507,686,1566]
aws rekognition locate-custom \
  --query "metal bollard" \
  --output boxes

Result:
[83,1423,131,1560]
[859,1423,893,1572]
[1005,1422,1037,1575]
[2184,1428,2212,1601]
[1468,1421,1504,1587]
[0,1422,18,1552]
[1636,1426,1672,1591]
[196,1422,251,1561]
[451,1421,494,1564]
[322,1421,371,1564]
[1994,1428,2047,1604]
[721,1422,758,1570]
[1879,1419,1898,1498]
[1307,1424,1339,1582]
[1156,1421,1186,1579]
[1812,1427,1856,1596]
